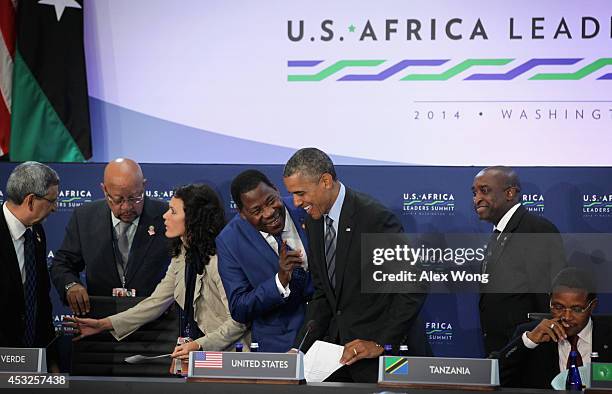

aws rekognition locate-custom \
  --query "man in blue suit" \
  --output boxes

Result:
[217,170,313,352]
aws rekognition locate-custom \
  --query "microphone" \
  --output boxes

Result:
[45,332,61,349]
[488,335,522,360]
[297,320,317,353]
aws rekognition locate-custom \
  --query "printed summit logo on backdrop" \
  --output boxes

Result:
[287,57,612,82]
[426,321,454,345]
[522,193,545,214]
[402,192,455,216]
[146,189,174,202]
[582,193,612,217]
[286,16,612,82]
[57,189,93,211]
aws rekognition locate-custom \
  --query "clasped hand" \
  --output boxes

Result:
[526,318,570,344]
[277,240,303,287]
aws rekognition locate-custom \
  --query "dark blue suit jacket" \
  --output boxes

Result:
[216,197,313,352]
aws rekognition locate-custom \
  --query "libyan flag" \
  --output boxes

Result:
[10,0,91,162]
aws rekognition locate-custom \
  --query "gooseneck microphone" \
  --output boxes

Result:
[297,320,317,353]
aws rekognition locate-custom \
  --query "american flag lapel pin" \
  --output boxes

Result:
[148,225,156,236]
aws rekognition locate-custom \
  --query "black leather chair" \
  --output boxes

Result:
[71,296,179,377]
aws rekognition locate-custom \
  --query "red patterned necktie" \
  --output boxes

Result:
[566,335,584,368]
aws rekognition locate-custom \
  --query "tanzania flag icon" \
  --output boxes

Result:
[593,363,612,382]
[385,356,409,375]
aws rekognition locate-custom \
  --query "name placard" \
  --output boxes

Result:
[187,351,304,384]
[591,362,612,390]
[378,356,499,390]
[0,348,47,373]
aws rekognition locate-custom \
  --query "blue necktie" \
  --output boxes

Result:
[23,229,38,347]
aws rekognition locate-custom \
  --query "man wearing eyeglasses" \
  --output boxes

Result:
[0,162,59,350]
[50,158,170,315]
[472,166,566,356]
[499,267,612,389]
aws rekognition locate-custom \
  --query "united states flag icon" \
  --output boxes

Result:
[194,352,223,369]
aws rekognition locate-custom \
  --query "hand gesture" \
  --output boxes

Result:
[278,241,303,287]
[526,318,569,344]
[66,284,90,315]
[171,341,201,359]
[63,316,112,341]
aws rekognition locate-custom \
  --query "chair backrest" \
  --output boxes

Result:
[71,296,179,377]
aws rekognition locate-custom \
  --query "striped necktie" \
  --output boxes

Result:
[324,216,336,289]
[567,336,584,368]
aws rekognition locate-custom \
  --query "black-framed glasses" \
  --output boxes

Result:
[105,191,145,206]
[550,298,596,314]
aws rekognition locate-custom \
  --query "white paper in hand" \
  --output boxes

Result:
[303,340,345,382]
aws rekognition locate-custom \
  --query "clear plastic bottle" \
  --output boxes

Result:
[383,344,393,356]
[250,342,259,352]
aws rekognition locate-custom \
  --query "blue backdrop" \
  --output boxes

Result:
[1,163,610,358]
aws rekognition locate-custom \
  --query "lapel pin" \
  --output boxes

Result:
[346,227,351,232]
[604,344,609,349]
[148,226,156,236]
[301,223,306,230]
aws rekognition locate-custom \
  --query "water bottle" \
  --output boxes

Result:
[399,344,409,357]
[250,342,259,352]
[383,344,393,356]
[565,350,583,391]
[235,342,243,352]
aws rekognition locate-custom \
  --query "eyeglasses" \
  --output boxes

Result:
[550,298,596,314]
[35,194,58,205]
[105,191,145,206]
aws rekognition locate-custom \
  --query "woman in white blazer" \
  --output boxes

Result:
[65,184,250,357]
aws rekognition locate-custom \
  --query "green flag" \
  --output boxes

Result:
[10,0,91,162]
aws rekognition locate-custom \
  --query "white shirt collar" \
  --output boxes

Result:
[577,317,593,346]
[494,203,521,233]
[3,203,28,241]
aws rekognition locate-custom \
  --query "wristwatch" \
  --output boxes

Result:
[65,282,79,291]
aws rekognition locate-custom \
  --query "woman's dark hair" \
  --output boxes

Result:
[169,184,226,272]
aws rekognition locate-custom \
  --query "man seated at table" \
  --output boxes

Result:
[499,267,612,389]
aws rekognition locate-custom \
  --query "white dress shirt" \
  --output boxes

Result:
[259,207,307,298]
[494,203,522,233]
[522,318,593,372]
[3,203,29,284]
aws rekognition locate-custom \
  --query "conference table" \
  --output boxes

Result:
[1,375,562,394]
